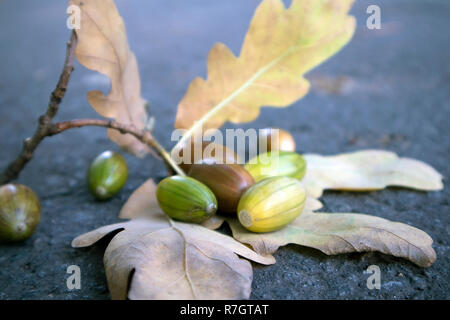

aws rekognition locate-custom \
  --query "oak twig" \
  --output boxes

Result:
[0,31,78,185]
[0,31,184,184]
[49,119,184,176]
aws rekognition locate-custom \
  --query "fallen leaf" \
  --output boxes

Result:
[200,215,226,230]
[174,0,356,146]
[69,0,150,156]
[227,198,436,267]
[119,178,159,220]
[75,180,274,300]
[227,197,321,258]
[302,150,443,198]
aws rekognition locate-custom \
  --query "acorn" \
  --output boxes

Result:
[0,184,40,242]
[188,163,255,214]
[259,128,296,152]
[244,151,307,182]
[156,176,217,223]
[237,176,306,233]
[87,151,128,200]
[173,140,240,173]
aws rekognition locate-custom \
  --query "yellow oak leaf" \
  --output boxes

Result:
[69,0,150,157]
[302,150,444,198]
[174,0,356,149]
[227,198,436,268]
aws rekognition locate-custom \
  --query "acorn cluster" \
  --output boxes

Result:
[0,128,307,242]
[157,128,307,233]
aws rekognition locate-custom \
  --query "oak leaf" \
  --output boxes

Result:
[69,0,150,156]
[73,180,274,300]
[227,198,436,267]
[174,0,356,143]
[302,150,443,198]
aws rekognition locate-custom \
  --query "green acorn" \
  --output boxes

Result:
[156,176,217,223]
[244,151,307,182]
[0,184,41,242]
[237,176,306,233]
[87,151,128,200]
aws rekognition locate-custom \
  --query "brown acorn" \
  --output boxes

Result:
[259,128,296,152]
[174,141,240,173]
[188,163,255,214]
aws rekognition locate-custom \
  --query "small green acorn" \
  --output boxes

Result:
[87,151,128,200]
[244,151,307,182]
[0,184,41,242]
[156,176,217,223]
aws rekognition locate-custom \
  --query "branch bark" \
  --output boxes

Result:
[0,31,78,185]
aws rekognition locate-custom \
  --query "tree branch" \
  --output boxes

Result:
[0,31,78,185]
[49,119,184,176]
[1,30,186,185]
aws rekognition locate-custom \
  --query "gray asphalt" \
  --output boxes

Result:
[0,0,449,299]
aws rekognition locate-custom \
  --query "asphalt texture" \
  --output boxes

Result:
[0,0,449,299]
